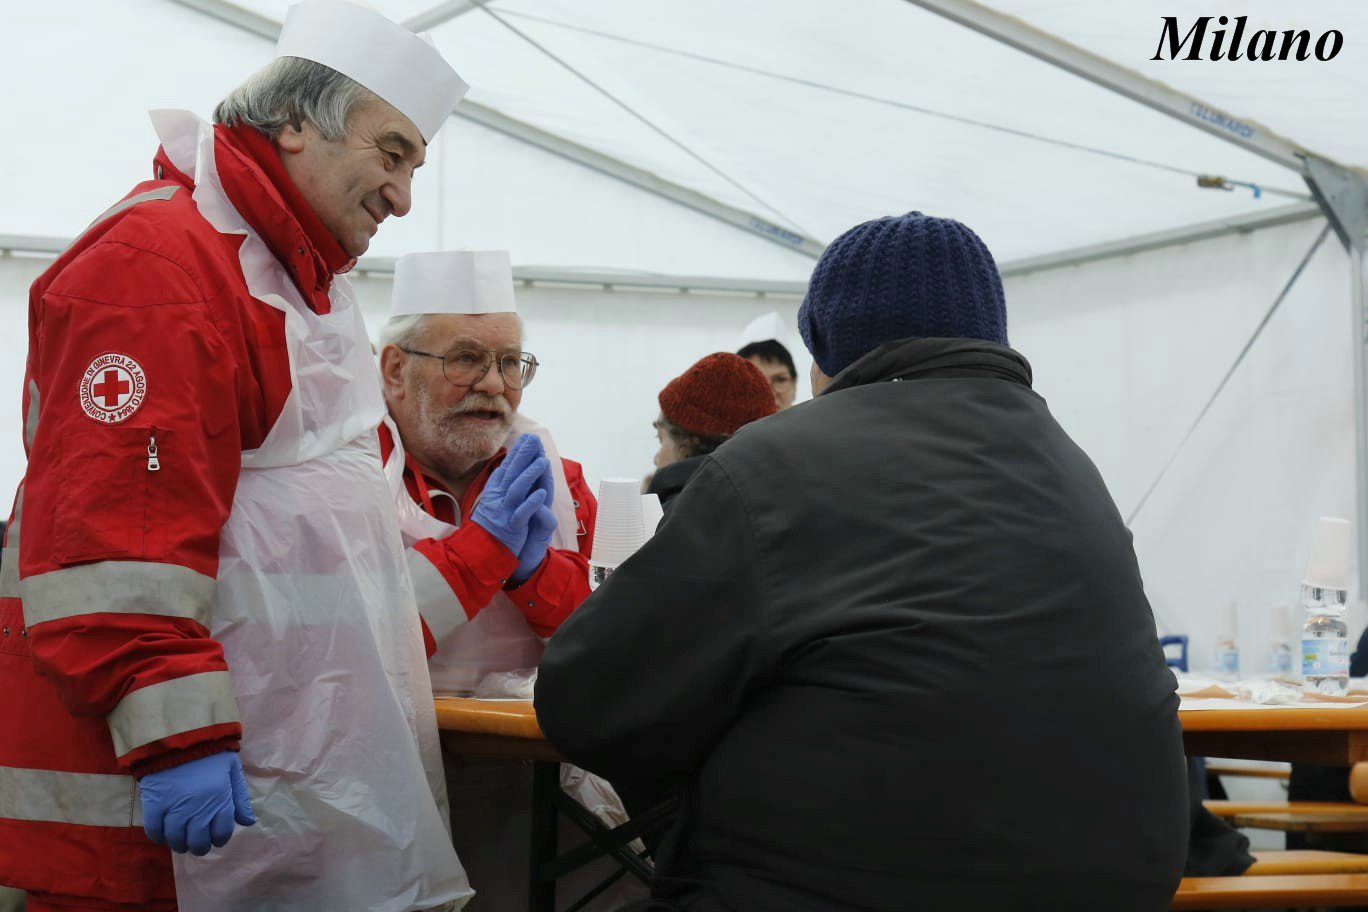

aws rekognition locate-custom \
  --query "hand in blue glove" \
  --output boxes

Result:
[139,751,256,856]
[512,498,559,585]
[472,434,550,558]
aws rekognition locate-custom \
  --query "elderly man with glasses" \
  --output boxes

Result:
[377,250,596,694]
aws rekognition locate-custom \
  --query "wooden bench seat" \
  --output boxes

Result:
[1173,873,1368,909]
[1205,799,1368,817]
[1205,761,1292,781]
[1246,849,1368,875]
[1234,811,1368,833]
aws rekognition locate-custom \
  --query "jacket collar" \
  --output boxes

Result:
[152,144,195,192]
[647,455,708,497]
[823,337,1033,395]
[209,124,354,314]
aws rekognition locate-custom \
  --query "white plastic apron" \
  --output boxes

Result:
[382,413,578,695]
[383,411,636,901]
[152,111,471,912]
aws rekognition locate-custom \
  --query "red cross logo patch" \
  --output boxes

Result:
[79,353,147,424]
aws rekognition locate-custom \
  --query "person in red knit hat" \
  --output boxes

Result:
[647,352,777,512]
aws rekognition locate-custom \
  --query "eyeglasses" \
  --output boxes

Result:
[400,346,539,390]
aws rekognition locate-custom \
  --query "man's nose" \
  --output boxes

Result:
[472,360,506,395]
[382,173,413,219]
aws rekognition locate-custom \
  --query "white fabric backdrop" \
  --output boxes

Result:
[1010,216,1361,669]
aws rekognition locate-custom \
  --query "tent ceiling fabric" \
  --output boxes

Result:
[2,0,1358,275]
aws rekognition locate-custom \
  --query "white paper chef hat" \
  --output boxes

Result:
[734,311,789,351]
[391,251,517,317]
[276,0,468,142]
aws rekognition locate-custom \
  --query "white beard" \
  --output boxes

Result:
[408,385,515,481]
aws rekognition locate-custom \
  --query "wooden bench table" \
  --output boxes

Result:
[435,699,1368,910]
[1180,705,1368,765]
[435,697,660,912]
[1173,873,1368,909]
[434,695,563,761]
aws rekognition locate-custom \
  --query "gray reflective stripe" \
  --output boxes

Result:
[84,185,179,233]
[20,561,215,628]
[0,764,142,828]
[24,380,38,450]
[0,489,21,599]
[407,548,468,644]
[108,670,240,757]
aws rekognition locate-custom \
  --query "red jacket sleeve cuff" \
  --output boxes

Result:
[506,548,591,638]
[130,733,242,778]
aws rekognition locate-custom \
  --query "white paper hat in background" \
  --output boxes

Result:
[735,311,789,352]
[1304,516,1353,590]
[391,251,517,317]
[277,0,468,141]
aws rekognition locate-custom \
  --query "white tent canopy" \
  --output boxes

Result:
[2,0,1366,671]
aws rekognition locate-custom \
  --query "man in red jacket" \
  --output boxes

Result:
[377,250,596,696]
[0,3,471,911]
[378,249,608,911]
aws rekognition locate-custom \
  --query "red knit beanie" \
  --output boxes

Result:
[658,353,778,439]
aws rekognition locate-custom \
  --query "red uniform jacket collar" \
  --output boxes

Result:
[152,123,354,314]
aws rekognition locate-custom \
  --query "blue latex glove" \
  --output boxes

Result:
[512,498,559,585]
[472,434,550,557]
[139,751,256,856]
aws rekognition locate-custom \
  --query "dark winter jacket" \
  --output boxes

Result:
[646,455,708,515]
[537,337,1189,912]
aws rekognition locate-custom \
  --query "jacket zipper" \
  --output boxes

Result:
[147,429,161,472]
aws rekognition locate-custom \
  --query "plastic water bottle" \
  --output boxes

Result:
[1302,583,1349,695]
[1213,600,1240,680]
[1299,516,1353,695]
[1269,602,1294,677]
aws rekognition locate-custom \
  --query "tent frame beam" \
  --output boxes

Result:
[0,233,805,297]
[0,199,1326,301]
[165,0,823,259]
[1000,203,1322,278]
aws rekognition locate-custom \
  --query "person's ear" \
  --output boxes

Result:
[379,345,407,400]
[276,122,308,155]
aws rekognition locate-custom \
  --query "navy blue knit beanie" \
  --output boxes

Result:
[798,212,1008,378]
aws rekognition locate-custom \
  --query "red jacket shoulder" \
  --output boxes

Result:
[41,181,235,308]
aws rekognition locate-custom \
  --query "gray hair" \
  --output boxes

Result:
[378,314,429,352]
[213,57,378,141]
[377,312,526,354]
[658,416,728,460]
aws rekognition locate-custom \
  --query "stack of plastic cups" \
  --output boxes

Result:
[589,478,648,590]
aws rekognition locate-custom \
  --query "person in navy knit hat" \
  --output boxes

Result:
[799,210,1008,381]
[537,211,1187,912]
